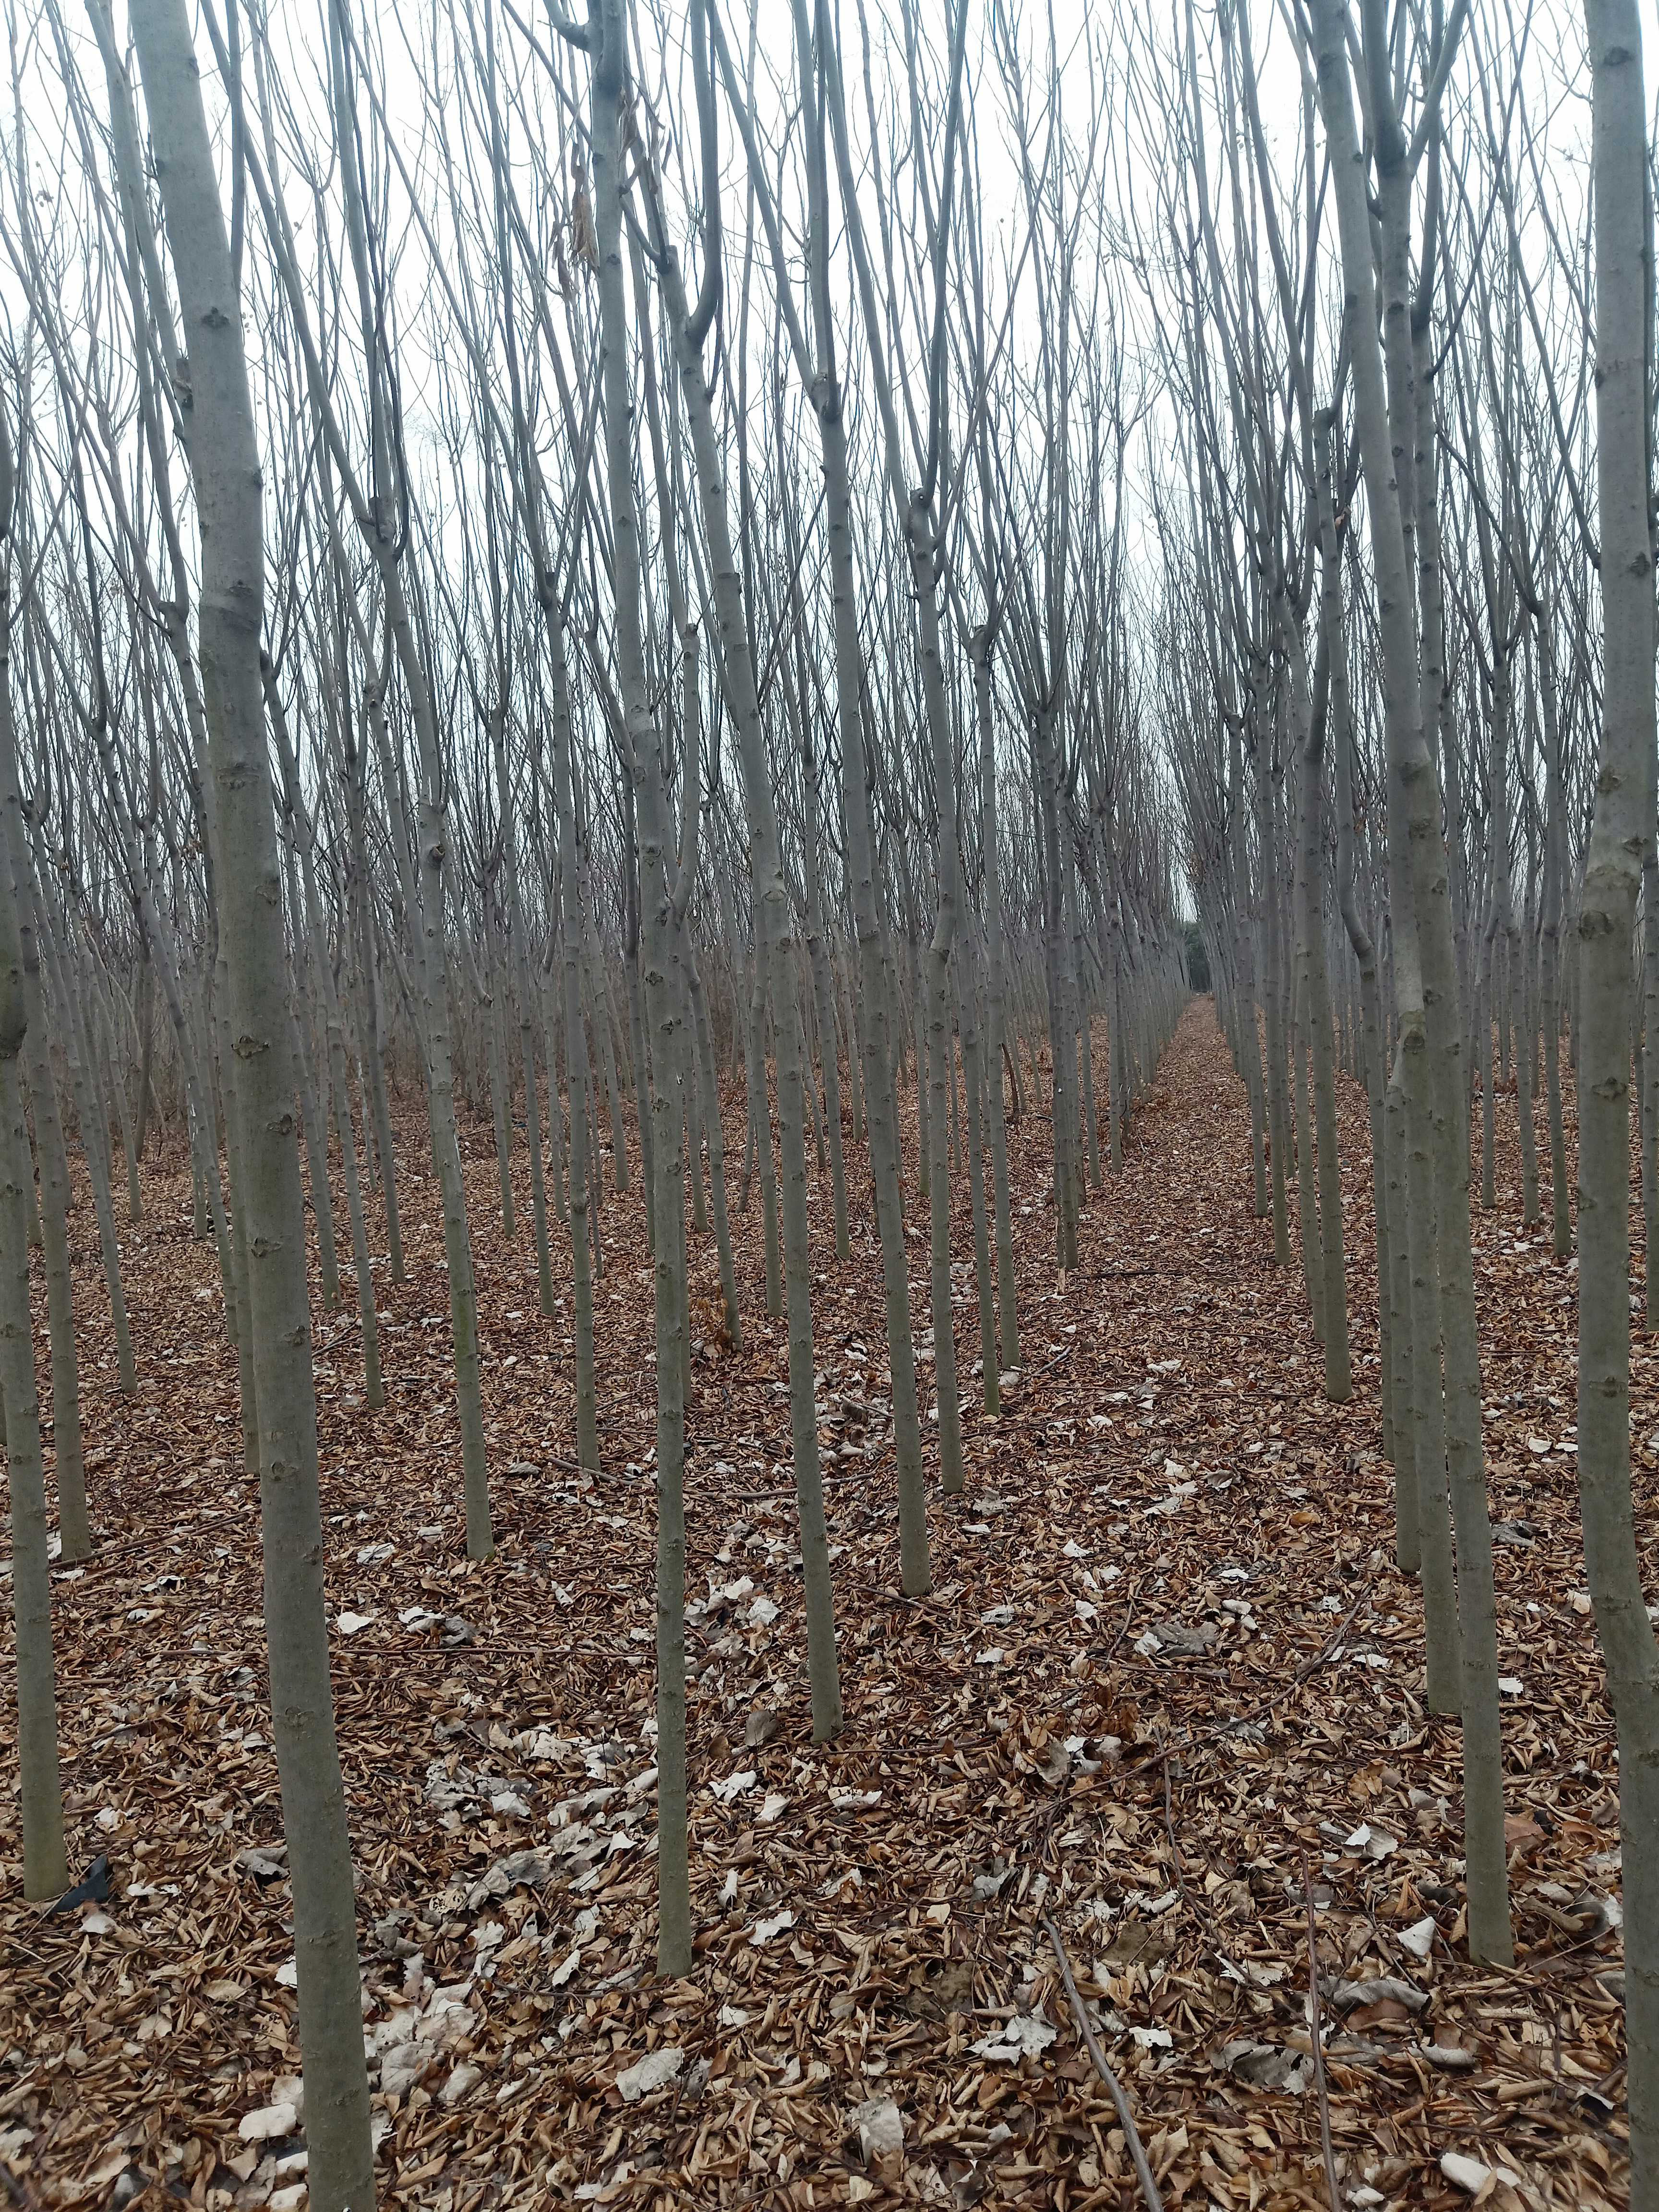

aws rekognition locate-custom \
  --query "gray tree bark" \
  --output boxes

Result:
[0,412,70,1900]
[120,1,375,2190]
[1575,4,1659,2190]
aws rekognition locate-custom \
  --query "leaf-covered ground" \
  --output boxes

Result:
[0,999,1642,2210]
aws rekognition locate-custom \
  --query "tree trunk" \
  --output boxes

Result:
[0,426,70,1903]
[122,0,375,2191]
[1575,7,1659,2189]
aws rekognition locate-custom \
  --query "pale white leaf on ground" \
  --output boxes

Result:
[440,2063,481,2107]
[1331,1976,1427,2014]
[616,2047,685,2101]
[238,2104,297,2143]
[971,2014,1057,2062]
[1341,1822,1398,1860]
[1398,1916,1437,1961]
[380,2043,430,2099]
[1440,2152,1496,2193]
[849,2095,904,2165]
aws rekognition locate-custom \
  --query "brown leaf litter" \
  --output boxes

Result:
[0,1001,1640,2209]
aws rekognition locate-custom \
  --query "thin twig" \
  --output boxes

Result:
[1294,1575,1374,1681]
[1097,1574,1142,1667]
[539,1450,633,1485]
[1042,1913,1164,2212]
[1160,1737,1196,1919]
[735,1467,876,1504]
[1302,1852,1341,2212]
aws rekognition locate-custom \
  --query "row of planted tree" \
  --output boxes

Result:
[0,1,1191,2205]
[1154,0,1659,2200]
[2,0,1658,2204]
